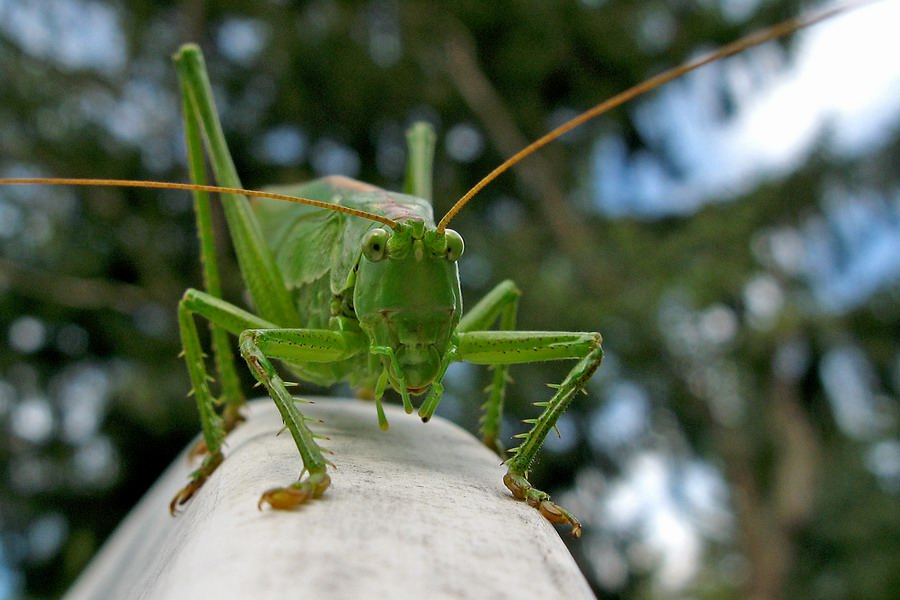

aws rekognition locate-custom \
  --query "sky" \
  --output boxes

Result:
[593,0,900,217]
[591,0,900,315]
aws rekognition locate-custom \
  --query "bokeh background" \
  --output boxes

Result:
[1,0,898,598]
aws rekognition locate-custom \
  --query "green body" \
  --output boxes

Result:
[250,177,462,392]
[170,44,603,537]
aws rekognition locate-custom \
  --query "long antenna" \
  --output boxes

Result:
[437,0,872,232]
[0,178,400,228]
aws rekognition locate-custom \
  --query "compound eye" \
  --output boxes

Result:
[444,229,464,262]
[362,228,390,262]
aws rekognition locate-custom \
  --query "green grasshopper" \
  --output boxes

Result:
[0,4,859,538]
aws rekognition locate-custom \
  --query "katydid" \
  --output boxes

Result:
[0,3,864,538]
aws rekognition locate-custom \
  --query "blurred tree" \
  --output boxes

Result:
[0,1,897,598]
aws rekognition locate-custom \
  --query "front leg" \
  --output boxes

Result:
[239,328,365,510]
[457,330,603,537]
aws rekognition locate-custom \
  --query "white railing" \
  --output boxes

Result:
[64,398,594,599]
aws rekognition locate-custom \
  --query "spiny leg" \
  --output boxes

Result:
[171,288,280,514]
[238,328,365,510]
[455,279,521,455]
[241,332,329,509]
[178,66,245,453]
[174,45,300,329]
[457,330,603,537]
[175,44,302,465]
[505,340,603,538]
[173,293,225,514]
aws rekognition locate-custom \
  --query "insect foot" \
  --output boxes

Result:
[170,451,224,515]
[503,472,582,538]
[258,472,331,511]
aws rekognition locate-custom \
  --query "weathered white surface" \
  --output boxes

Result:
[65,398,595,600]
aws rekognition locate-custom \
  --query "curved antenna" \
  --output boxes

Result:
[0,178,400,228]
[437,0,869,232]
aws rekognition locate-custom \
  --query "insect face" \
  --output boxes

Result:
[354,219,464,392]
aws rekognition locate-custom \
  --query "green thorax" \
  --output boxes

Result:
[353,218,463,391]
[251,175,435,327]
[252,175,464,393]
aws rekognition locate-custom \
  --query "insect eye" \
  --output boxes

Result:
[444,229,464,262]
[362,228,390,262]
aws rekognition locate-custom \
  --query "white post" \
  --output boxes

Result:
[64,398,595,599]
